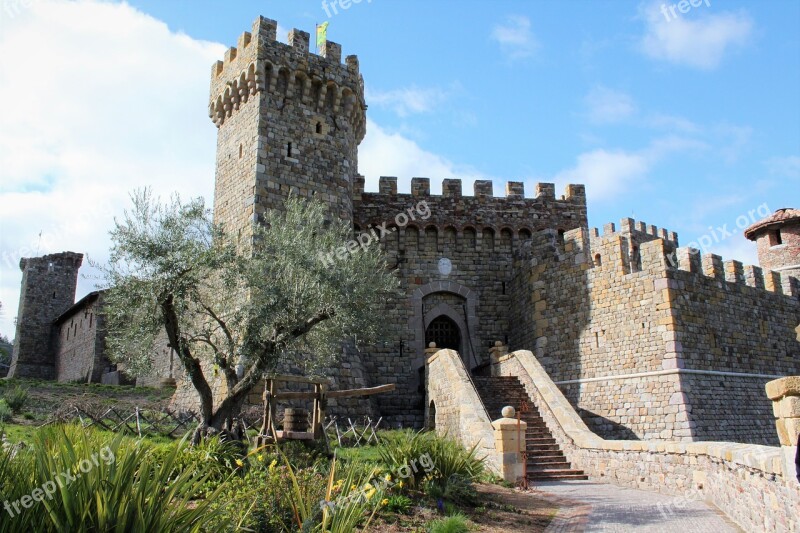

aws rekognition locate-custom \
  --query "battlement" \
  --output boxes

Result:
[208,16,364,133]
[591,217,679,246]
[671,247,799,297]
[20,252,84,272]
[356,178,586,203]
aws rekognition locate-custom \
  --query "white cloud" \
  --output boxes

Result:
[0,0,224,338]
[639,2,753,69]
[548,135,705,202]
[766,155,800,180]
[359,120,488,194]
[585,86,636,124]
[491,15,539,61]
[366,85,451,118]
[551,149,650,201]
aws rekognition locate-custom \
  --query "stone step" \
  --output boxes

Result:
[526,437,556,444]
[528,471,589,481]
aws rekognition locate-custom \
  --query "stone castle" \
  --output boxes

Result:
[7,17,800,448]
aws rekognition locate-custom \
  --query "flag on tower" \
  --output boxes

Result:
[316,22,329,53]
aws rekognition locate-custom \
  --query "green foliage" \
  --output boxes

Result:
[378,430,485,495]
[385,494,414,514]
[149,434,244,496]
[427,513,471,533]
[0,425,239,532]
[424,435,485,492]
[378,429,435,490]
[3,386,28,413]
[100,190,397,426]
[0,400,11,423]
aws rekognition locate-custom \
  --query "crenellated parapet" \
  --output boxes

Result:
[353,180,587,239]
[208,17,365,140]
[669,247,799,297]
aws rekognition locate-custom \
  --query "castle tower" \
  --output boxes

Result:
[8,252,83,379]
[209,17,367,238]
[744,208,800,280]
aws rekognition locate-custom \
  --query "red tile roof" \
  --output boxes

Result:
[744,208,800,240]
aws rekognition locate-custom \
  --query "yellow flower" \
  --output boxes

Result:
[381,498,389,506]
[269,459,278,471]
[398,481,405,489]
[257,454,265,462]
[351,484,357,491]
[366,488,376,500]
[235,459,244,467]
[384,474,392,482]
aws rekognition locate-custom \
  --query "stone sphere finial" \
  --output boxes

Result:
[501,406,515,418]
[428,342,436,348]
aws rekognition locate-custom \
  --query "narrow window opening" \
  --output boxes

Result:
[775,230,783,245]
[557,229,565,243]
[594,253,602,266]
[502,281,506,295]
[287,142,292,157]
[239,144,243,158]
[315,122,322,134]
[52,291,56,299]
[594,332,599,348]
[89,314,93,328]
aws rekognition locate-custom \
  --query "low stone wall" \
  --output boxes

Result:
[426,348,500,474]
[493,350,800,533]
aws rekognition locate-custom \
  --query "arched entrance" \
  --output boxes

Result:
[425,315,462,353]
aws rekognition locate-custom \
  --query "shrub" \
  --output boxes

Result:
[377,429,434,490]
[0,425,236,532]
[428,513,471,533]
[0,400,11,423]
[384,494,413,514]
[3,386,28,413]
[378,430,485,496]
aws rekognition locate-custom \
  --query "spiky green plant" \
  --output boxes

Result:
[0,425,242,532]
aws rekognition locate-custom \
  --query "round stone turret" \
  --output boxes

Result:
[744,208,800,279]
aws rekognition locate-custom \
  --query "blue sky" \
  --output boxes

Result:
[0,0,798,338]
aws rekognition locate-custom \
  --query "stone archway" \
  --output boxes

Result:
[411,281,480,382]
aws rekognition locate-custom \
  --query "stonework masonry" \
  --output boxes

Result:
[509,223,800,444]
[53,292,108,383]
[8,252,83,380]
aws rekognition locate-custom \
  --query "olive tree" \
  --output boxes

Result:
[99,190,397,441]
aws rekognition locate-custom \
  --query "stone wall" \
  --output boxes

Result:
[494,350,800,533]
[352,182,587,427]
[9,252,83,380]
[509,223,800,443]
[425,347,500,474]
[53,293,109,383]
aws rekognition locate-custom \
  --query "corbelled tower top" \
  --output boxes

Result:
[209,16,366,241]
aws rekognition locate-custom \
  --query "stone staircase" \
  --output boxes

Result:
[473,376,588,481]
